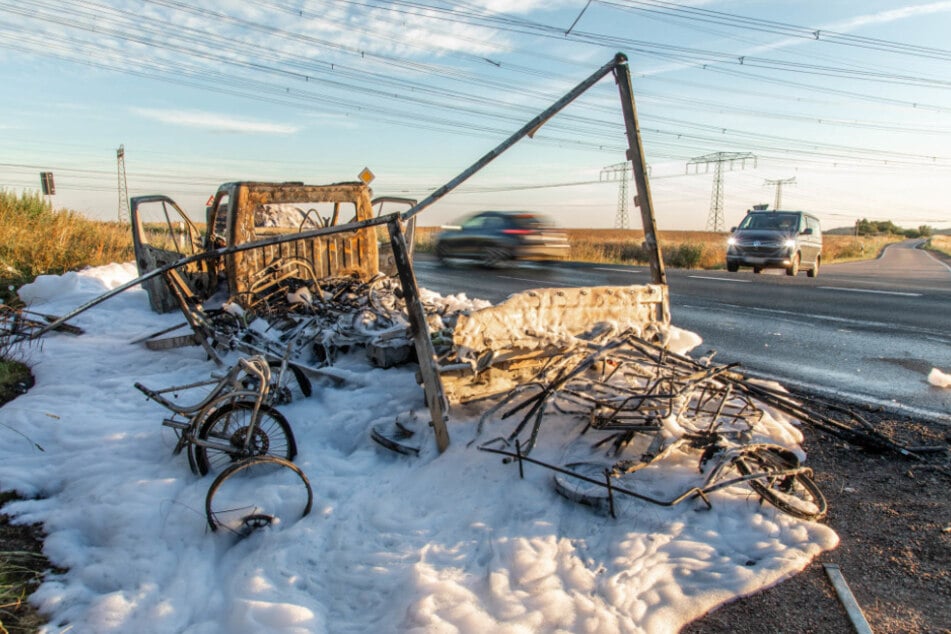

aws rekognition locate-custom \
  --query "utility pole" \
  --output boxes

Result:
[600,162,632,229]
[763,177,796,210]
[117,145,129,224]
[687,151,756,231]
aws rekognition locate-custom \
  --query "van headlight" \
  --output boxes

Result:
[727,237,737,246]
[784,239,796,248]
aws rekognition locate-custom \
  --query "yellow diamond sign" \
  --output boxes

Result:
[358,167,375,185]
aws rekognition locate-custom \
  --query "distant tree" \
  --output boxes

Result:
[855,218,911,236]
[918,225,934,237]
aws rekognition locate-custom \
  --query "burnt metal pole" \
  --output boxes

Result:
[400,54,624,222]
[613,55,667,286]
[387,217,451,453]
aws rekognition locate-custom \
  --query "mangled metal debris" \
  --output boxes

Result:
[471,329,828,520]
[102,52,668,454]
[0,305,84,342]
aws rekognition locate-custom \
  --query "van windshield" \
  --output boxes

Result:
[738,212,800,232]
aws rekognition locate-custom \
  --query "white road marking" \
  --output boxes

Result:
[681,303,934,334]
[921,248,951,273]
[688,275,752,283]
[819,286,921,297]
[497,276,574,286]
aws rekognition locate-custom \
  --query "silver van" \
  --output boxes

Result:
[726,210,822,277]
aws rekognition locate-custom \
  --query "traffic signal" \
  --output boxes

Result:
[40,171,55,196]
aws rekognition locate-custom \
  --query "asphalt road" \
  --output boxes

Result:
[413,240,951,423]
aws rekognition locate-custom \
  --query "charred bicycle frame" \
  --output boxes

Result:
[37,53,667,454]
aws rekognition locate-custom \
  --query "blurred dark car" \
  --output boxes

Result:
[434,211,569,266]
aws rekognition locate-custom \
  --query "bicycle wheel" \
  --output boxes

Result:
[194,401,297,476]
[267,361,312,405]
[733,446,827,521]
[205,455,313,534]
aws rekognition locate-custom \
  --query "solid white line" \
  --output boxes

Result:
[738,369,951,427]
[688,275,751,283]
[920,247,951,273]
[593,267,641,273]
[497,276,573,286]
[819,286,921,297]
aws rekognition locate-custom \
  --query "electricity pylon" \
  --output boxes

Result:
[601,162,631,229]
[686,151,756,231]
[117,145,129,224]
[764,177,796,210]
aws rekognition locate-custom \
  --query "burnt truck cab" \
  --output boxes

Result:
[726,210,822,277]
[131,181,413,313]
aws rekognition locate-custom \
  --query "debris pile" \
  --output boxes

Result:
[151,267,485,375]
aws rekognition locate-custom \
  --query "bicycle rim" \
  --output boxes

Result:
[205,455,313,534]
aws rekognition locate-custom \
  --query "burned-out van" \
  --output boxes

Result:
[131,181,415,313]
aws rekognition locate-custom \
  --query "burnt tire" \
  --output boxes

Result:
[734,446,827,521]
[267,361,312,405]
[194,401,297,476]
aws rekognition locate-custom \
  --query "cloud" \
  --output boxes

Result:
[738,1,951,57]
[830,1,951,30]
[132,108,300,134]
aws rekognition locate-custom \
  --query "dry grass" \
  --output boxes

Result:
[0,191,134,306]
[415,226,904,269]
[928,234,951,257]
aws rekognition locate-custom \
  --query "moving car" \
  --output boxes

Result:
[434,211,570,266]
[726,210,822,277]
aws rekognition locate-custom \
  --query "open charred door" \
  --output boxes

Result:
[373,196,418,276]
[130,195,216,313]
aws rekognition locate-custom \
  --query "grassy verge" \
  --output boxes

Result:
[0,492,47,634]
[0,190,133,307]
[927,235,951,258]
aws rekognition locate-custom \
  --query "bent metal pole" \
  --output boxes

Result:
[399,52,666,287]
[399,54,624,223]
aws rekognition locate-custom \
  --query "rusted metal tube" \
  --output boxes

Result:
[399,54,626,222]
[613,55,667,286]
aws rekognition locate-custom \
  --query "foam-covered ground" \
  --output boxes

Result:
[1,263,837,633]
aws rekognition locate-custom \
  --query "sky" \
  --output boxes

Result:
[2,0,951,232]
[0,262,842,633]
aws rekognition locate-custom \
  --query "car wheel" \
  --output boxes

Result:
[752,267,762,274]
[482,247,511,268]
[726,262,739,272]
[786,253,800,276]
[435,244,450,263]
[807,256,820,278]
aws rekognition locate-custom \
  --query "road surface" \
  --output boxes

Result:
[414,240,951,422]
